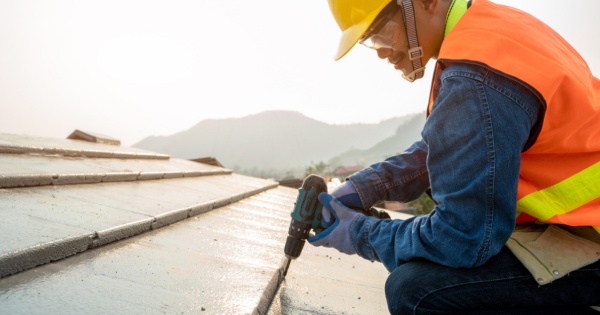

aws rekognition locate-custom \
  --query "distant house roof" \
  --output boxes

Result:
[189,156,224,168]
[0,132,401,314]
[277,178,303,189]
[66,129,121,146]
[333,165,364,177]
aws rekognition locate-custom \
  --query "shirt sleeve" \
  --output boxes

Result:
[348,64,542,271]
[348,139,430,209]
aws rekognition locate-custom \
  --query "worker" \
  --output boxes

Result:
[308,0,600,313]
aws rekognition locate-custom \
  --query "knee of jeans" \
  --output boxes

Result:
[385,263,424,314]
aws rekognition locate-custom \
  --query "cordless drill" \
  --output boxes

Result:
[283,174,327,276]
[282,174,391,276]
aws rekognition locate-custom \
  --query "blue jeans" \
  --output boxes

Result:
[385,247,600,314]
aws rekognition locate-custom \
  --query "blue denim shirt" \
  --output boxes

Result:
[348,62,543,271]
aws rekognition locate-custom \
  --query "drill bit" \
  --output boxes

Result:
[282,256,292,277]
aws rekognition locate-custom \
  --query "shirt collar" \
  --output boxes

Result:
[444,0,471,37]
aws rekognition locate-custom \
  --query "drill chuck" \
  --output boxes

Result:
[284,174,327,260]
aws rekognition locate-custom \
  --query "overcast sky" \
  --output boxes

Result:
[1,0,599,146]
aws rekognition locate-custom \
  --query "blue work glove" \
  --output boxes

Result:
[307,192,363,255]
[331,180,364,210]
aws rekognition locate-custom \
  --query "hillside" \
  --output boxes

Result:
[133,110,425,177]
[330,113,425,167]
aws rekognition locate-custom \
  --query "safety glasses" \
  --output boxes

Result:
[360,20,401,50]
[359,5,401,50]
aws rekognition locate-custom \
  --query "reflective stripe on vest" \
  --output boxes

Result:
[517,161,600,233]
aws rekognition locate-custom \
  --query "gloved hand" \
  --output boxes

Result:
[331,180,364,210]
[307,192,363,255]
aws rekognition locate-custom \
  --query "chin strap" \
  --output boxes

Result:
[399,0,425,82]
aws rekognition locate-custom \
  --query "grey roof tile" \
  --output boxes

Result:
[0,132,396,314]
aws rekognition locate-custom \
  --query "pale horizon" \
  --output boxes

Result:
[1,0,598,146]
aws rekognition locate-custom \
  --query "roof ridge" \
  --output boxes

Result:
[0,144,170,160]
[0,169,233,188]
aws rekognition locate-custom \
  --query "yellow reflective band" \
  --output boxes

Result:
[444,0,469,38]
[517,161,600,221]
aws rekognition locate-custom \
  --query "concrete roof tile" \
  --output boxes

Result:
[0,132,397,314]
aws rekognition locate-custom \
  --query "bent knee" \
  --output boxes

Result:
[385,262,436,314]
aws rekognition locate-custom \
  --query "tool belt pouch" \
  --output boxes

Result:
[506,223,600,285]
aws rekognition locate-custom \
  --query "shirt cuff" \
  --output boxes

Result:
[348,167,385,209]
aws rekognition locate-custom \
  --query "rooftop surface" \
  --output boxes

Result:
[0,132,407,314]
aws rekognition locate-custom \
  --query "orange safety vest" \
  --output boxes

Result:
[427,0,600,232]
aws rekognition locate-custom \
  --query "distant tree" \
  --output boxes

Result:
[329,156,342,170]
[305,161,328,177]
[406,192,436,215]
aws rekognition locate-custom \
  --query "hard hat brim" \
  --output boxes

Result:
[333,0,392,61]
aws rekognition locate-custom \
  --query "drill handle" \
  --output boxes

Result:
[290,174,328,231]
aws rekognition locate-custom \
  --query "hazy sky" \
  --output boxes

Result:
[1,0,599,146]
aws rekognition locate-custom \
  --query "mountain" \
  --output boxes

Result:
[329,113,425,167]
[133,110,425,177]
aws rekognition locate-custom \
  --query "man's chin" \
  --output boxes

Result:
[393,66,406,74]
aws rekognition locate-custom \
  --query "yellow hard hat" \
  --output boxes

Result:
[328,0,393,60]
